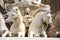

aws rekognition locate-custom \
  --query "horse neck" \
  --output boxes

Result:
[13,13,23,26]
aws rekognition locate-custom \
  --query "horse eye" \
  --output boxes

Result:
[13,9,18,12]
[13,10,17,14]
[15,9,18,13]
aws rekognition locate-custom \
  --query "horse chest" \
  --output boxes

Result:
[10,20,20,33]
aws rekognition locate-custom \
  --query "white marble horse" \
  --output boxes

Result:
[0,12,9,37]
[6,6,25,37]
[28,5,51,37]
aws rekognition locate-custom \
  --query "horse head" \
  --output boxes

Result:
[6,6,20,22]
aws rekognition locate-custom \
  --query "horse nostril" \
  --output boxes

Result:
[6,15,8,17]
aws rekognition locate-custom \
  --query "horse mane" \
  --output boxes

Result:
[14,6,23,23]
[47,11,60,29]
[52,11,60,19]
[50,11,60,33]
[0,12,8,31]
[0,5,6,15]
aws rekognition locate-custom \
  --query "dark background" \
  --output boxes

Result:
[42,0,60,14]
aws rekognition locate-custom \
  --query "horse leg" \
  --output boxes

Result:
[18,32,25,37]
[8,32,12,37]
[22,32,25,37]
[42,31,47,37]
[18,23,25,37]
[2,30,9,37]
[34,34,40,37]
[28,31,34,37]
[18,32,23,37]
